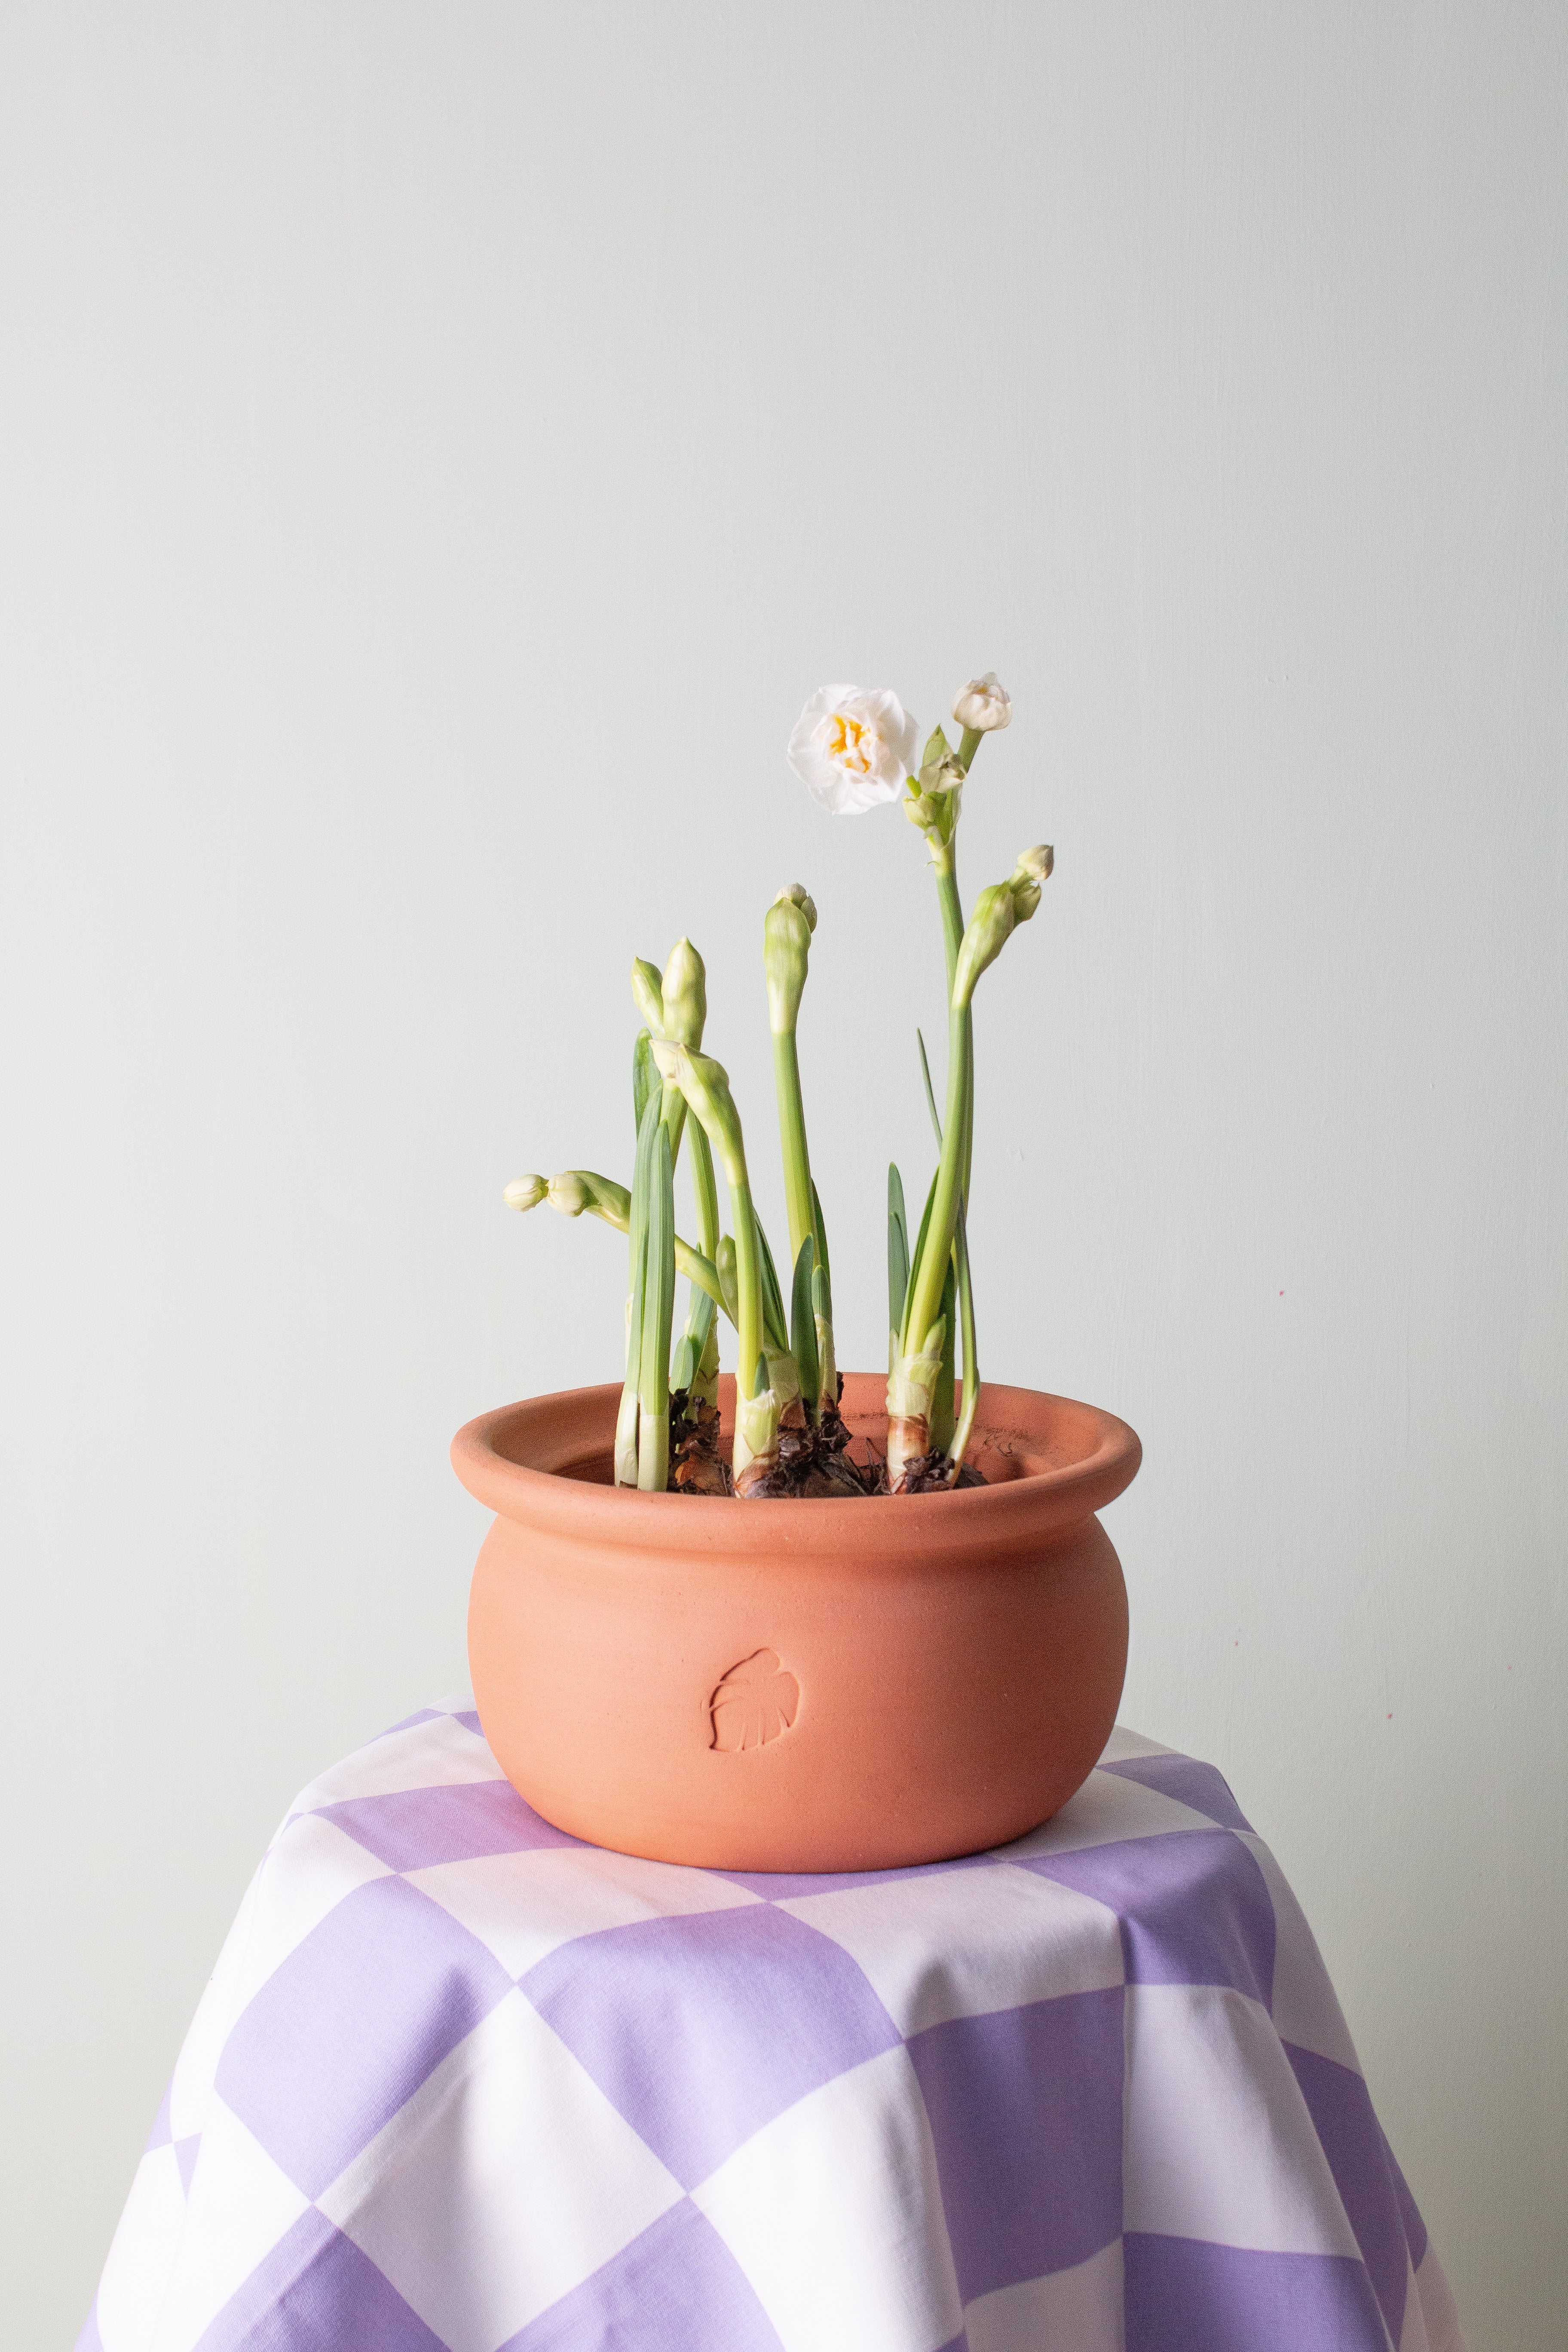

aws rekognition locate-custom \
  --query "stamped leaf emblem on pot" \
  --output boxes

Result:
[709,1649,800,1752]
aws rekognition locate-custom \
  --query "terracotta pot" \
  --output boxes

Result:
[453,1371,1140,1873]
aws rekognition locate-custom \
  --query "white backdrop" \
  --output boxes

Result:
[4,6,1565,2345]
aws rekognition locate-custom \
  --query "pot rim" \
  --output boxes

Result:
[452,1373,1141,1562]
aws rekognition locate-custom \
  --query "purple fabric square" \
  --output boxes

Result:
[1123,2235,1389,2351]
[1286,2043,1415,2343]
[195,2208,447,2350]
[72,2302,104,2352]
[499,2197,784,2351]
[454,1708,484,1736]
[318,1778,583,1870]
[174,2134,200,2194]
[523,1903,901,2187]
[375,1708,446,1739]
[1024,1830,1275,2005]
[908,1987,1125,2301]
[1101,1754,1253,1831]
[216,1875,511,2194]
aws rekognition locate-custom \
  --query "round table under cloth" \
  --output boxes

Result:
[80,1699,1465,2352]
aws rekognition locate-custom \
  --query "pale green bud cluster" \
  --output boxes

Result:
[502,1174,548,1212]
[631,959,665,1034]
[919,750,965,797]
[1008,843,1054,921]
[547,1170,594,1217]
[764,890,814,1035]
[660,937,707,1048]
[774,882,817,930]
[952,847,1053,1005]
[952,882,1017,1006]
[632,940,707,1050]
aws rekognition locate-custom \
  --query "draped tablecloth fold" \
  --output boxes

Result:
[80,1701,1464,2352]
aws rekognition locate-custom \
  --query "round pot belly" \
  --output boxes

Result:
[457,1372,1140,1872]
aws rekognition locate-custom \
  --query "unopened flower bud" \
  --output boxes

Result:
[631,958,665,1034]
[546,1171,591,1216]
[952,672,1012,732]
[764,894,813,1034]
[903,788,945,833]
[774,882,818,933]
[661,937,707,1049]
[503,1174,548,1212]
[920,752,965,796]
[1007,844,1054,923]
[952,881,1017,1007]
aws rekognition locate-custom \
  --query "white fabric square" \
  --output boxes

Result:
[779,1861,1123,2034]
[148,2095,310,2352]
[694,2044,963,2352]
[295,1713,505,1807]
[1238,1832,1362,2070]
[1098,1724,1174,1763]
[407,1843,761,1979]
[167,1960,247,2144]
[1002,1767,1217,1858]
[964,2238,1124,2352]
[1122,1982,1360,2256]
[318,1986,684,2352]
[226,1813,394,2017]
[95,2146,187,2352]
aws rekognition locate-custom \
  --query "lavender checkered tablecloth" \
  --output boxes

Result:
[80,1700,1465,2352]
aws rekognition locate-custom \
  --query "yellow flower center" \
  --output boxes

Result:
[825,713,877,775]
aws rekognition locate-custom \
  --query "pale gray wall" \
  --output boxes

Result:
[4,5,1565,2345]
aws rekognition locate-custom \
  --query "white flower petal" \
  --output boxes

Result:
[786,683,919,816]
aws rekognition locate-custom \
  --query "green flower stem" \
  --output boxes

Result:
[901,993,972,1359]
[615,1101,660,1488]
[652,1046,764,1406]
[637,1125,674,1491]
[913,1037,980,1477]
[930,1248,958,1455]
[934,863,965,980]
[947,1199,980,1466]
[957,725,984,773]
[763,888,833,1415]
[689,1120,720,1259]
[655,1041,786,1492]
[549,1172,730,1318]
[681,1117,722,1380]
[933,863,976,1197]
[725,1173,764,1408]
[659,1080,688,1170]
[772,1029,817,1276]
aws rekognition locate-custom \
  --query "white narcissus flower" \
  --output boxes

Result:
[787,684,920,815]
[952,672,1012,732]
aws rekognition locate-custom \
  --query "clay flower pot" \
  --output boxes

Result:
[453,1371,1141,1873]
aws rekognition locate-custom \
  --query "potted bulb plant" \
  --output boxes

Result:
[453,672,1140,1870]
